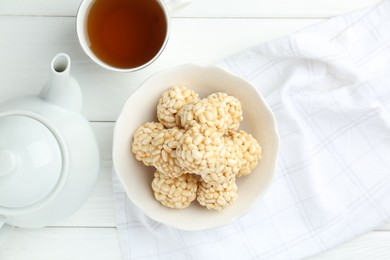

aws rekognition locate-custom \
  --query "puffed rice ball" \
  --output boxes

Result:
[232,130,262,177]
[157,86,199,128]
[150,127,186,178]
[132,122,165,166]
[152,170,198,209]
[199,137,241,189]
[197,179,238,211]
[207,92,243,133]
[222,137,243,175]
[176,124,226,175]
[177,98,229,133]
[200,170,236,192]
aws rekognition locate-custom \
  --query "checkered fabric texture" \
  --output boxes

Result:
[113,1,390,259]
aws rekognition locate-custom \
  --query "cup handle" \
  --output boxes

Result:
[164,0,192,13]
[0,215,13,248]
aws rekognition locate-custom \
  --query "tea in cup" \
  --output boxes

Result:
[77,0,171,72]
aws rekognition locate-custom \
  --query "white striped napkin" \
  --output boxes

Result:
[112,1,390,259]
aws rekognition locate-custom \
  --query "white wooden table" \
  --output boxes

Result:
[1,0,390,259]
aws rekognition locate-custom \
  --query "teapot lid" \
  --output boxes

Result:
[0,114,63,209]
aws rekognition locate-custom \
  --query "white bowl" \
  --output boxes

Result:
[113,64,279,230]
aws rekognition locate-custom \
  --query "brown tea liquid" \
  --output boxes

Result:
[87,0,167,69]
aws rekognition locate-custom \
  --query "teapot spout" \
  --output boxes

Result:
[40,53,82,112]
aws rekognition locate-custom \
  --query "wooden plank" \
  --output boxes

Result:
[311,231,390,259]
[0,227,122,260]
[1,227,390,260]
[0,0,382,18]
[91,122,114,162]
[0,16,322,122]
[0,0,81,17]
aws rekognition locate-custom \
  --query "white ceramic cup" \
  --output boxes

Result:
[76,0,190,73]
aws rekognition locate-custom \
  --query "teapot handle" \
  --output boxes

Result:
[164,0,192,13]
[0,216,13,249]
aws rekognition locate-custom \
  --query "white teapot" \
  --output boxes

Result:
[0,53,100,242]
